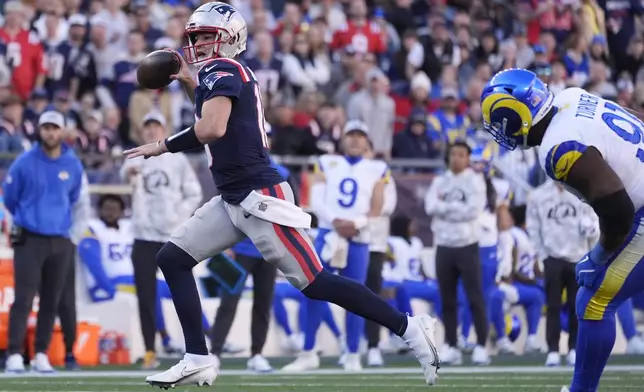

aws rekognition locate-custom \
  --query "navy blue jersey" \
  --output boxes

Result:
[195,57,283,205]
[112,56,138,110]
[245,55,284,97]
[43,41,95,99]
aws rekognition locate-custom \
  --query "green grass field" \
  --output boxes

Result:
[2,356,644,391]
[1,367,644,391]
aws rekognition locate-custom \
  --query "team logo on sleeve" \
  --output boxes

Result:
[203,71,234,90]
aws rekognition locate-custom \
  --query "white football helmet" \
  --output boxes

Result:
[183,2,248,64]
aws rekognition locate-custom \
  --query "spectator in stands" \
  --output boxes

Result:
[564,34,591,88]
[331,0,385,55]
[132,2,164,50]
[309,102,343,155]
[119,111,202,369]
[23,88,48,142]
[270,102,323,156]
[548,60,568,95]
[427,87,468,145]
[599,0,642,72]
[387,0,414,39]
[346,68,395,159]
[111,29,147,144]
[282,31,331,96]
[0,1,47,102]
[0,95,26,154]
[419,16,460,82]
[476,31,502,74]
[623,35,644,83]
[424,141,489,365]
[246,30,285,109]
[87,19,119,101]
[3,110,83,373]
[392,109,439,160]
[324,44,358,100]
[93,0,130,51]
[273,1,304,37]
[76,110,114,168]
[511,25,535,70]
[527,180,599,368]
[585,61,617,98]
[589,35,612,72]
[52,90,82,137]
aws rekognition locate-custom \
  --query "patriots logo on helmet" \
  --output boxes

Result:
[203,71,234,90]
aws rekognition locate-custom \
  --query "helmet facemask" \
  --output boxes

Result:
[183,28,233,64]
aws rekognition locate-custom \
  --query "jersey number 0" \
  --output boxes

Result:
[601,101,644,162]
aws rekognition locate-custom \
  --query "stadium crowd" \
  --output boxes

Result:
[0,0,642,165]
[2,0,644,374]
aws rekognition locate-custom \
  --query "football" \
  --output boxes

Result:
[137,50,182,90]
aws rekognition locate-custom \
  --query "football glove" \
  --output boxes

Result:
[576,244,612,289]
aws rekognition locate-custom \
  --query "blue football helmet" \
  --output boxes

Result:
[480,69,554,150]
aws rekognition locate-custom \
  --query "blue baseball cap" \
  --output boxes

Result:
[533,44,546,54]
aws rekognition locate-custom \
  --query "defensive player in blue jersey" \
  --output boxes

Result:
[481,68,644,392]
[123,3,439,388]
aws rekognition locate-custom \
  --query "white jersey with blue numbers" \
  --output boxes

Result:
[539,87,644,211]
[478,177,512,247]
[389,236,425,281]
[510,226,537,279]
[87,218,134,279]
[316,155,389,238]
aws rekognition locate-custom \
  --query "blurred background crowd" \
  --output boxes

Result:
[0,0,641,175]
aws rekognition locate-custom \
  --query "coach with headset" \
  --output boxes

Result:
[3,110,84,373]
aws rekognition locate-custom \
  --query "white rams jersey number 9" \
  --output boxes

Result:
[539,87,644,211]
[315,155,389,228]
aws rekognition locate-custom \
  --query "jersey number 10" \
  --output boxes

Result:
[601,101,644,162]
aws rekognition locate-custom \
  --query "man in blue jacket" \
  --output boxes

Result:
[208,159,295,373]
[2,110,83,374]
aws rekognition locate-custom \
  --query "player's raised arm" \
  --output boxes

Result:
[558,145,634,255]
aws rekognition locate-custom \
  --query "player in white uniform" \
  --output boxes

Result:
[285,120,391,372]
[388,216,441,319]
[458,141,513,350]
[77,195,208,362]
[488,205,545,354]
[481,68,644,391]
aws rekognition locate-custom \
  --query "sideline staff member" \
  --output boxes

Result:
[120,111,202,369]
[3,110,83,373]
[527,179,599,367]
[424,141,489,366]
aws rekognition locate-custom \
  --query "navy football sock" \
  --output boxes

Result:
[570,318,616,392]
[302,270,408,336]
[157,242,208,355]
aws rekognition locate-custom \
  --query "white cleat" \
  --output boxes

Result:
[247,354,273,373]
[5,354,25,374]
[496,337,516,355]
[212,355,221,371]
[343,353,362,372]
[566,350,576,366]
[145,354,217,389]
[31,352,55,373]
[367,348,384,367]
[402,315,440,385]
[545,351,561,367]
[524,335,545,354]
[472,345,491,366]
[281,351,320,372]
[561,387,571,392]
[439,344,463,365]
[626,336,644,354]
